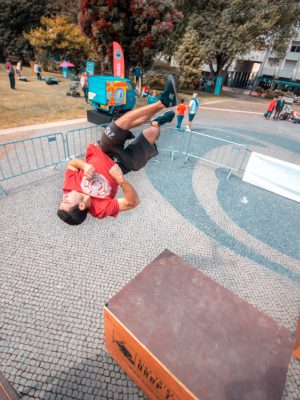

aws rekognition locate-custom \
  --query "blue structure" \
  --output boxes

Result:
[214,76,223,95]
[88,76,136,116]
[62,67,69,78]
[86,61,95,76]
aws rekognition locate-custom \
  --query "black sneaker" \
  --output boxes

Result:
[159,75,178,107]
[151,110,175,126]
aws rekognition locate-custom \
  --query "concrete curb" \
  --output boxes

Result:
[0,118,87,136]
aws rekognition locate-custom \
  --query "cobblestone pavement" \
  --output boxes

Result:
[0,104,300,399]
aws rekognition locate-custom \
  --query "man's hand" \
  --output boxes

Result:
[67,158,95,179]
[109,164,124,184]
[83,163,95,180]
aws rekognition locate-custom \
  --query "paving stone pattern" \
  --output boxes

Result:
[0,108,300,399]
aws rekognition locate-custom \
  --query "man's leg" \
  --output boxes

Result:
[142,121,160,145]
[113,121,161,173]
[115,101,164,131]
[188,114,194,130]
[9,74,13,89]
[178,115,184,128]
[114,74,177,131]
[12,75,15,89]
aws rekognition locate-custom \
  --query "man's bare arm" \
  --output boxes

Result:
[118,180,140,211]
[109,164,140,211]
[67,158,95,179]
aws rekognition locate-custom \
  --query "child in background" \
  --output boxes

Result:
[176,98,187,129]
[147,90,159,104]
[265,98,277,119]
[141,85,150,98]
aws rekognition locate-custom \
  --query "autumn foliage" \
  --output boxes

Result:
[25,16,94,67]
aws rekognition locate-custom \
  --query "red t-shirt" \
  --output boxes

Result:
[177,104,187,115]
[63,143,120,219]
[267,100,276,112]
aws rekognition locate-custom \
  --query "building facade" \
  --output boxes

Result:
[202,29,300,93]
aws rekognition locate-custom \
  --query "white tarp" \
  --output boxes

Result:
[243,152,300,203]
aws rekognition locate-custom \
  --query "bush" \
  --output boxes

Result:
[255,87,264,95]
[142,62,180,89]
[264,90,274,99]
[274,89,284,96]
[286,91,294,96]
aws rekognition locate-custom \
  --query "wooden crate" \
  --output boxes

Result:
[293,318,300,360]
[0,372,19,400]
[104,250,294,400]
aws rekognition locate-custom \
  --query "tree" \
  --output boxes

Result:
[175,0,300,77]
[45,0,80,23]
[24,15,94,67]
[175,29,202,87]
[80,0,183,71]
[0,0,48,61]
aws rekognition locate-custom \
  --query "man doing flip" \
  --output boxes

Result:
[57,75,177,225]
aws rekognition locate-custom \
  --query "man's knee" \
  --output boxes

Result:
[143,125,160,145]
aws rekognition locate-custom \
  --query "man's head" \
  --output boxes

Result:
[57,190,91,225]
[193,93,198,98]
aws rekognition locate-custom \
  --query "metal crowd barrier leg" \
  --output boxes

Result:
[155,126,187,162]
[0,184,6,196]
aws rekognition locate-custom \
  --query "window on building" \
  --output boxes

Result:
[290,46,300,52]
[283,60,297,70]
[268,58,279,67]
[290,41,300,52]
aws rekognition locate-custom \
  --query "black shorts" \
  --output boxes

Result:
[98,121,158,174]
[188,113,196,121]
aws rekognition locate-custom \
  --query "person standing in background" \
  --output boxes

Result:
[186,93,200,131]
[176,98,187,129]
[273,97,285,120]
[34,62,42,80]
[5,59,15,89]
[80,71,89,103]
[16,60,22,77]
[264,98,277,119]
[206,78,214,93]
[133,65,142,95]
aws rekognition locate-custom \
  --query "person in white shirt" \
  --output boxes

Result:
[34,63,42,80]
[16,60,22,77]
[186,93,200,131]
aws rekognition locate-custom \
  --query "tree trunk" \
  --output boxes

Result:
[209,62,216,77]
[216,53,231,77]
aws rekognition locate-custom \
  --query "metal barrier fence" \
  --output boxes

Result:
[182,129,249,179]
[156,126,186,160]
[65,125,105,158]
[0,126,105,194]
[0,124,249,194]
[0,133,67,193]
